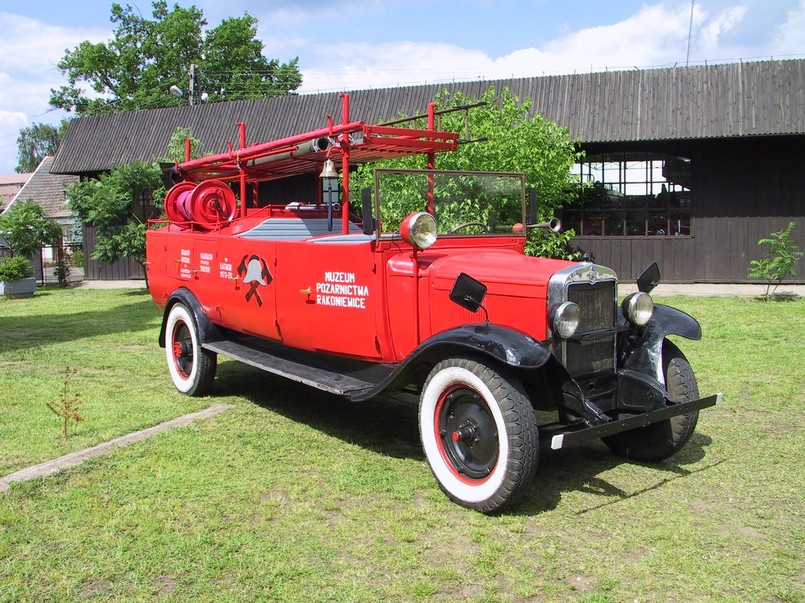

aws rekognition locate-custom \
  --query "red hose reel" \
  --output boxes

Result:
[164,180,237,229]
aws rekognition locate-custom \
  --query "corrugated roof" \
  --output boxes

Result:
[52,59,805,175]
[9,157,78,219]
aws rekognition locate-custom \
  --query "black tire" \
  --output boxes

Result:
[164,303,217,396]
[603,341,699,462]
[419,356,539,514]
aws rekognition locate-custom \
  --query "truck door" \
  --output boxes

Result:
[274,237,381,360]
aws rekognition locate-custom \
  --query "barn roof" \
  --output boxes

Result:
[51,59,805,175]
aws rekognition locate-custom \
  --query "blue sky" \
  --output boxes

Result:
[0,0,803,173]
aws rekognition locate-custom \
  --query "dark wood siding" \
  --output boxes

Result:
[82,225,145,280]
[570,136,805,282]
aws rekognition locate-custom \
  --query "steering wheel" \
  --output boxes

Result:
[447,221,489,234]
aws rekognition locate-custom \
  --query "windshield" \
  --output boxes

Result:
[372,169,526,236]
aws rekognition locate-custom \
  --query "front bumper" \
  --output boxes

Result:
[546,392,721,450]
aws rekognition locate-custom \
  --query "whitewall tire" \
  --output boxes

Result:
[165,303,217,396]
[419,356,539,513]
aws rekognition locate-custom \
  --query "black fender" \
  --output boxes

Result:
[622,303,701,384]
[651,304,701,340]
[350,323,552,401]
[158,288,224,348]
[411,323,553,369]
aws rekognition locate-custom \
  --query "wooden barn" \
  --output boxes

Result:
[51,59,804,283]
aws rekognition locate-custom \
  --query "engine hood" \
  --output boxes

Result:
[427,250,577,299]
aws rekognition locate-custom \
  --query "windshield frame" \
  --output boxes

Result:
[371,168,528,239]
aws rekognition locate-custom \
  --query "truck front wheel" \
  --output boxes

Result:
[603,341,699,462]
[165,303,217,396]
[419,357,539,514]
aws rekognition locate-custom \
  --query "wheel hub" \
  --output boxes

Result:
[438,387,499,480]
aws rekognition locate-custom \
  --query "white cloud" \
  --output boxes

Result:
[0,13,109,172]
[295,2,780,94]
[0,111,27,127]
[770,0,805,55]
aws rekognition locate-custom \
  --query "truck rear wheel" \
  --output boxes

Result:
[419,357,538,514]
[165,303,217,396]
[603,341,699,462]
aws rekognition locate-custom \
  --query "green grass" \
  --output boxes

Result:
[0,289,803,602]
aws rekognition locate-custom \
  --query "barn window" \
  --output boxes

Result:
[564,153,692,237]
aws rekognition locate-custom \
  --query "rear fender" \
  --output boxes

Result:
[158,288,223,348]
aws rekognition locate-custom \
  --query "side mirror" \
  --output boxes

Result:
[637,262,661,294]
[449,272,487,313]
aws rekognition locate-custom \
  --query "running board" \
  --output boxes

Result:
[202,340,380,398]
[547,392,722,450]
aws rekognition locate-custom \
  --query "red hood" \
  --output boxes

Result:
[427,250,576,298]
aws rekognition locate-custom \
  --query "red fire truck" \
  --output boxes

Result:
[146,94,719,513]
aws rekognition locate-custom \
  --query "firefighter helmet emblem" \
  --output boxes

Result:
[237,254,272,306]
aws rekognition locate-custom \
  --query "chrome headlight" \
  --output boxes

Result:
[400,212,437,250]
[621,292,654,326]
[550,301,581,339]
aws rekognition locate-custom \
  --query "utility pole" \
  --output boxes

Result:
[189,64,200,106]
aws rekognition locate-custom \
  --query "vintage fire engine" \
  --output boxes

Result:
[146,94,719,513]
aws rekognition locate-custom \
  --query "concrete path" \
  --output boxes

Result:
[0,404,233,493]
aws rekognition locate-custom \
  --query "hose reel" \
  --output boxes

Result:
[164,180,237,229]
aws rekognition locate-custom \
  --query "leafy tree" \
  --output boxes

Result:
[50,1,302,116]
[354,87,584,258]
[0,199,63,258]
[15,121,69,173]
[748,221,803,301]
[66,162,164,269]
[166,126,204,163]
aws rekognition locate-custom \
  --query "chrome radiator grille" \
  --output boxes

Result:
[566,281,617,377]
[547,263,618,379]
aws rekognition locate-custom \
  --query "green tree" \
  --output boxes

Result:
[355,87,584,258]
[166,126,204,163]
[66,162,164,269]
[15,121,70,173]
[0,199,63,258]
[50,1,302,116]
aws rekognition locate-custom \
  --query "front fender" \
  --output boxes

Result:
[350,323,552,401]
[412,323,553,369]
[622,303,701,384]
[158,288,224,348]
[652,304,702,340]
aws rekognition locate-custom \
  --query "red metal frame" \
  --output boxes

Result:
[171,95,456,234]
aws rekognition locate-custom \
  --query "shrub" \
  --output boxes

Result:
[0,199,62,257]
[70,250,84,268]
[748,221,803,301]
[0,256,33,281]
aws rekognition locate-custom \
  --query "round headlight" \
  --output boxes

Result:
[550,301,581,339]
[622,292,654,326]
[400,212,437,249]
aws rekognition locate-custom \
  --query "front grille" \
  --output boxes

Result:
[565,280,616,377]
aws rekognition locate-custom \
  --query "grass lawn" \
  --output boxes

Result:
[0,288,803,602]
